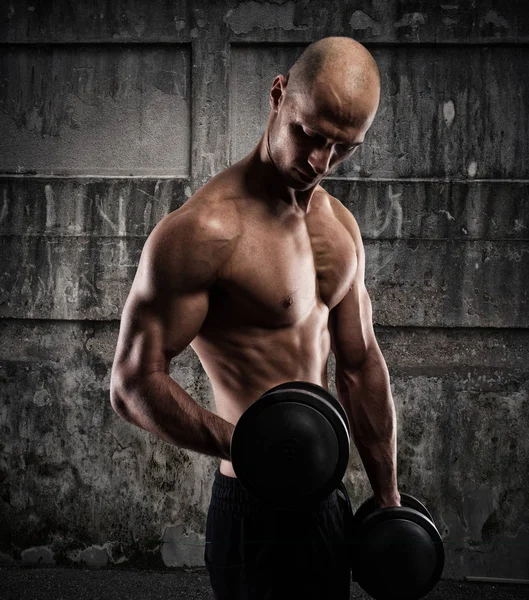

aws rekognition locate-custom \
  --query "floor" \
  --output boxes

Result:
[1,567,528,600]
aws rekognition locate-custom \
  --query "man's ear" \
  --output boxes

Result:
[270,74,287,112]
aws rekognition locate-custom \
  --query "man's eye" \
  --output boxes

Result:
[300,126,316,138]
[338,144,356,154]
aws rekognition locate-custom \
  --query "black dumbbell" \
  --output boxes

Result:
[352,493,445,600]
[231,381,351,510]
[354,492,436,525]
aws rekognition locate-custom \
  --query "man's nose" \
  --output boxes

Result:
[308,147,333,175]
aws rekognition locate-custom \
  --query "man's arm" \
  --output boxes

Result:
[110,204,238,461]
[329,206,400,508]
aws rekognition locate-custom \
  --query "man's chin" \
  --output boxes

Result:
[289,169,319,189]
[289,179,313,190]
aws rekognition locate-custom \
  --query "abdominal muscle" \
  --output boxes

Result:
[191,302,332,478]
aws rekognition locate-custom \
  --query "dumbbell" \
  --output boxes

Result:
[230,381,351,510]
[352,493,445,600]
[231,381,444,599]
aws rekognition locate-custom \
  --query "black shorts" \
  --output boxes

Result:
[204,468,352,600]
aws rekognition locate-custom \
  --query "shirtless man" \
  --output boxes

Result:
[110,36,400,599]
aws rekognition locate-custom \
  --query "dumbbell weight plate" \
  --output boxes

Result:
[354,492,435,527]
[354,506,445,600]
[401,493,435,523]
[231,382,350,510]
[261,381,351,437]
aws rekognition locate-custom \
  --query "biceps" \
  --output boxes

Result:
[113,288,209,378]
[330,282,376,370]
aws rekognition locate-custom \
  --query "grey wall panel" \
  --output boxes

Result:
[366,240,529,328]
[1,234,526,327]
[4,178,524,242]
[0,0,193,43]
[0,46,191,176]
[382,370,528,580]
[190,10,232,188]
[230,45,529,179]
[0,320,216,567]
[374,325,529,373]
[224,1,529,44]
[328,326,529,579]
[0,178,190,321]
[0,236,143,320]
[0,178,189,322]
[1,320,527,577]
[0,178,189,236]
[3,1,528,44]
[229,45,303,166]
[323,180,529,241]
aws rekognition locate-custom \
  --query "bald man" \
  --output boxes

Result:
[110,37,400,599]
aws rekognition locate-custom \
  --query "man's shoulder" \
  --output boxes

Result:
[141,192,241,288]
[322,188,362,242]
[184,193,242,240]
[154,191,242,248]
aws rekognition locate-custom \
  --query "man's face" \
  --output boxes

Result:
[268,75,379,190]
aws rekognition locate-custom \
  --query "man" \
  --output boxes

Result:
[110,36,400,599]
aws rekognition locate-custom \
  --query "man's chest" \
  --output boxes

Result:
[216,211,358,326]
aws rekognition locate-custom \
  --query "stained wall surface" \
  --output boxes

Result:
[0,0,528,580]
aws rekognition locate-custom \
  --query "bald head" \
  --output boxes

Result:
[286,37,380,99]
[265,37,381,189]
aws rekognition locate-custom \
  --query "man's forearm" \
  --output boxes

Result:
[335,344,400,507]
[110,370,234,461]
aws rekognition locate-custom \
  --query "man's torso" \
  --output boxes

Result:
[186,163,358,477]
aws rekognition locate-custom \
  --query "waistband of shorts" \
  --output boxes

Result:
[209,467,338,515]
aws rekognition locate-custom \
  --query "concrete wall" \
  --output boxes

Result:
[0,0,528,580]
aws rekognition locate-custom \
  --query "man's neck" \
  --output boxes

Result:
[243,133,317,213]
